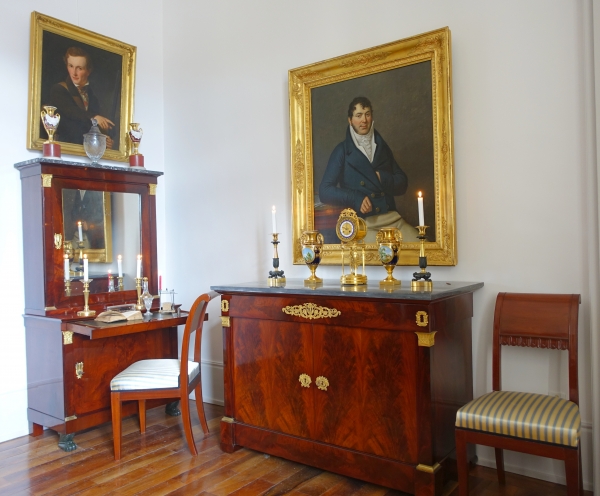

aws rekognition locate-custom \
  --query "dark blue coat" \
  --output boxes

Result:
[49,78,102,145]
[318,127,408,218]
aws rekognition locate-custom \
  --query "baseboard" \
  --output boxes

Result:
[197,360,224,406]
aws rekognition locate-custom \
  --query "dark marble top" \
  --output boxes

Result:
[14,157,163,177]
[211,279,484,301]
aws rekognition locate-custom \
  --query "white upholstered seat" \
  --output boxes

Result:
[110,359,200,391]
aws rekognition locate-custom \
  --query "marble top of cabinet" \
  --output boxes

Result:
[211,279,484,301]
[14,158,163,177]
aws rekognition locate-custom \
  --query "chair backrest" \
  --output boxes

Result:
[492,292,580,405]
[180,291,217,393]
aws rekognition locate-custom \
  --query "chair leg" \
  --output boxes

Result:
[194,381,209,435]
[180,395,198,456]
[564,446,581,496]
[455,429,470,496]
[138,400,146,433]
[111,392,122,461]
[495,448,505,485]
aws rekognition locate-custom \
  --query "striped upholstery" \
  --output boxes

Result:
[456,391,580,447]
[110,359,199,391]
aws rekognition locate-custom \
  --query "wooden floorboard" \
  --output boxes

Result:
[0,402,591,495]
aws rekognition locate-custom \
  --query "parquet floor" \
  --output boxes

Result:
[0,403,590,495]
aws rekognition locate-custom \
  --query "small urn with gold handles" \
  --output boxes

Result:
[128,123,144,167]
[376,227,402,287]
[301,230,324,286]
[41,105,61,159]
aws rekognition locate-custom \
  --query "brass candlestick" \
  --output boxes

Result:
[135,277,145,310]
[267,233,286,287]
[117,276,124,291]
[77,279,96,316]
[64,279,71,297]
[64,240,75,276]
[411,226,433,291]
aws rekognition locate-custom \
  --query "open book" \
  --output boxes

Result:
[95,309,143,323]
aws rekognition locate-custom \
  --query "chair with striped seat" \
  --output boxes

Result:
[110,291,216,460]
[455,292,582,496]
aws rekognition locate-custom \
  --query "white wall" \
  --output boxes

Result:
[0,1,166,442]
[163,0,597,489]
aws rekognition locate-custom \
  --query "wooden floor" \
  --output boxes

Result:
[0,403,590,495]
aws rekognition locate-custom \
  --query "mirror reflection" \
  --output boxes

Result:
[62,189,141,295]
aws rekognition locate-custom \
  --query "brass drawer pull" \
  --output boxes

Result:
[299,374,312,388]
[316,376,329,391]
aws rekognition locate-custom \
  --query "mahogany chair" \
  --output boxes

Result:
[110,291,216,460]
[455,292,582,495]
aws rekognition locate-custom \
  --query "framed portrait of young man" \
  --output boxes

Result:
[289,27,456,266]
[27,11,136,162]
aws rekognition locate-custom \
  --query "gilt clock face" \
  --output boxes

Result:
[338,219,355,240]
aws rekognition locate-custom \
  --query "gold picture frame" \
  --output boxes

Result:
[289,27,456,266]
[27,11,136,162]
[62,189,113,263]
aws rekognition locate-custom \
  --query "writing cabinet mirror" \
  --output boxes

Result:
[15,158,162,315]
[61,189,141,295]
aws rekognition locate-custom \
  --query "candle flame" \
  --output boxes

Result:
[118,254,122,260]
[418,191,422,198]
[78,221,82,226]
[83,254,87,259]
[272,205,276,213]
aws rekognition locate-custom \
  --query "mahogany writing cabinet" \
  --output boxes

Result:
[212,280,483,495]
[15,158,183,450]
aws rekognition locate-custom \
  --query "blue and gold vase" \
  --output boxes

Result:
[301,230,324,285]
[376,227,402,287]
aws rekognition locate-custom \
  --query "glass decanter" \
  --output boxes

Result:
[141,278,153,315]
[83,119,107,165]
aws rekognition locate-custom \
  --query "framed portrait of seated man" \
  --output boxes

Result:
[27,11,136,162]
[289,27,457,266]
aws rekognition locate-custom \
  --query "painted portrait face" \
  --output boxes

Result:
[348,104,373,135]
[66,55,91,86]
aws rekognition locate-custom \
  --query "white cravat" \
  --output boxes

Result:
[349,122,377,163]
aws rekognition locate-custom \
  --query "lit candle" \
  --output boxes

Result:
[417,192,425,226]
[64,255,70,281]
[272,205,277,233]
[117,255,123,277]
[83,254,89,281]
[77,221,83,242]
[136,255,142,278]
